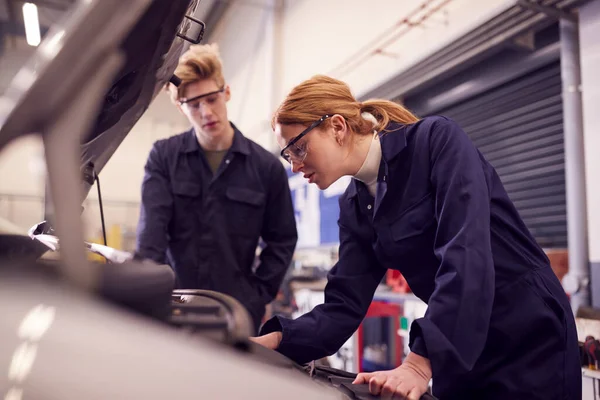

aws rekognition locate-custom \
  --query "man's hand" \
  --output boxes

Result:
[353,352,432,400]
[249,331,283,350]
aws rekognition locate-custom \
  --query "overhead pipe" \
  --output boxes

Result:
[329,0,454,79]
[371,0,452,53]
[328,0,442,77]
[328,0,437,76]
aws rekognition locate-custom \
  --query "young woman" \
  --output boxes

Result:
[251,75,581,399]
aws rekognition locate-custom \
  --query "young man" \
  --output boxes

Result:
[135,44,298,333]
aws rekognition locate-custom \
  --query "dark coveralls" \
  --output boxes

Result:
[136,124,298,333]
[260,116,581,399]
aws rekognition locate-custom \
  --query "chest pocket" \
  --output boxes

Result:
[224,187,266,237]
[172,181,201,197]
[388,192,436,247]
[171,181,201,229]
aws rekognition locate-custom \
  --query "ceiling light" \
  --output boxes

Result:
[22,3,41,47]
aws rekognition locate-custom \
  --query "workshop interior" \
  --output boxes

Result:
[0,0,599,398]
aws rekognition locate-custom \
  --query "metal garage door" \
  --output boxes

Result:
[421,62,567,248]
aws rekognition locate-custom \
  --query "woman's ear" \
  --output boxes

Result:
[330,114,348,146]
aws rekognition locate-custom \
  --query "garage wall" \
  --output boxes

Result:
[0,0,519,239]
[579,0,600,306]
[207,0,279,150]
[2,0,597,262]
[0,37,190,240]
[0,39,51,231]
[209,0,515,150]
[0,96,188,240]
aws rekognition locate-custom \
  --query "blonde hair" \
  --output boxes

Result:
[168,43,226,103]
[273,75,419,135]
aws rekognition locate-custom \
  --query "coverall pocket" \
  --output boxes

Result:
[171,181,201,231]
[390,193,435,242]
[224,187,266,237]
[226,187,266,206]
[172,181,201,197]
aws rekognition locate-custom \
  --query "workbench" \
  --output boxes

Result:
[583,368,600,399]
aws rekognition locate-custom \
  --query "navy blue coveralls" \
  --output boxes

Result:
[260,116,581,399]
[136,124,298,333]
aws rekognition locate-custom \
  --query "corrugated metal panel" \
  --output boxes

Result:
[360,0,588,101]
[416,62,567,248]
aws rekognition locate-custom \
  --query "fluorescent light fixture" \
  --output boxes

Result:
[22,3,41,47]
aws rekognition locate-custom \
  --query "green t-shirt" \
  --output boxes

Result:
[204,149,228,174]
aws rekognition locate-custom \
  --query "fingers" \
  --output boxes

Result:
[380,376,400,398]
[353,371,424,400]
[406,387,426,400]
[389,382,413,400]
[352,372,375,384]
[368,374,388,395]
[369,375,412,399]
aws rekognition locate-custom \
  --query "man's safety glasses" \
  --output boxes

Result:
[178,87,225,112]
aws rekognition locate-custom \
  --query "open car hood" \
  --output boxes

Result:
[0,0,205,269]
[0,0,203,207]
[78,0,203,197]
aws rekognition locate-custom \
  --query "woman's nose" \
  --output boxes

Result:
[291,159,303,173]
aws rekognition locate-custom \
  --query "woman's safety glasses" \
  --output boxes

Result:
[280,114,331,164]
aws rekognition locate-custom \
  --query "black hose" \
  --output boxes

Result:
[94,171,107,247]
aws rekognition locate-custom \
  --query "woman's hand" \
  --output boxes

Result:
[353,352,432,399]
[249,331,283,350]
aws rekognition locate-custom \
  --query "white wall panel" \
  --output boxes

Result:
[280,0,514,97]
[209,0,515,146]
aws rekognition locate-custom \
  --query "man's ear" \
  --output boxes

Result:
[224,84,232,102]
[175,103,187,116]
[168,83,186,115]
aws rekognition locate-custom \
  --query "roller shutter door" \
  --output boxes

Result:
[411,62,567,248]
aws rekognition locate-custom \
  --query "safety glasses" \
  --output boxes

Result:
[178,87,225,112]
[280,114,331,164]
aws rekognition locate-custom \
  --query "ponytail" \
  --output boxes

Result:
[273,75,420,137]
[360,99,420,133]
